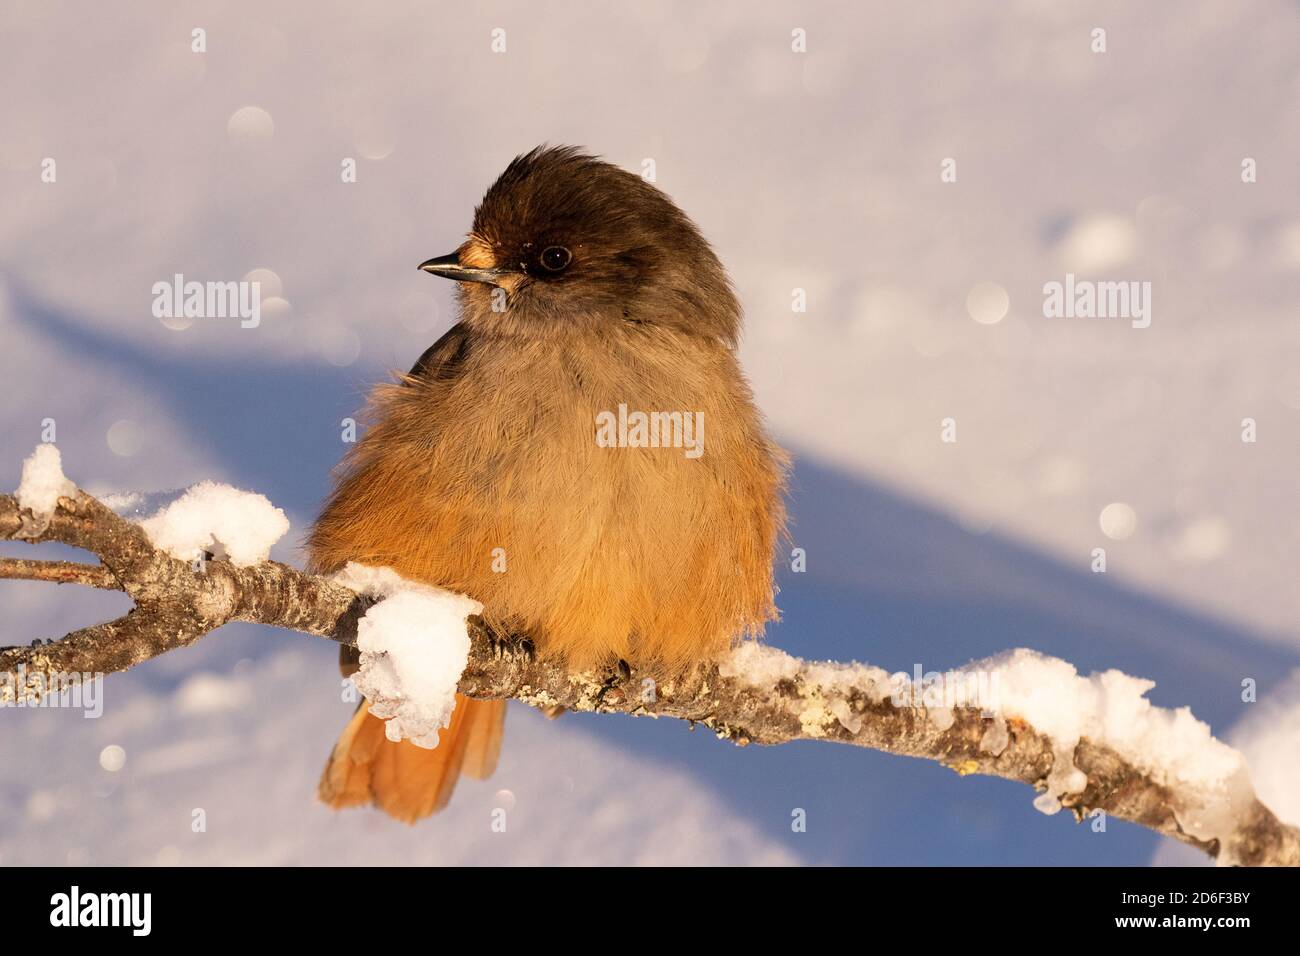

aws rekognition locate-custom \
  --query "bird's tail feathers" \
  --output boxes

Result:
[319,693,506,823]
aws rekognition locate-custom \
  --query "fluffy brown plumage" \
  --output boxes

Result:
[310,146,788,821]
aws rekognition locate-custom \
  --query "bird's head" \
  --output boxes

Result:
[420,145,740,345]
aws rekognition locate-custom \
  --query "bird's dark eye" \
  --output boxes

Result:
[540,246,571,272]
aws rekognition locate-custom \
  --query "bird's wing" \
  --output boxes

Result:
[407,321,474,381]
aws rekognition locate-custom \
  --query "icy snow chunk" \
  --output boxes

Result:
[334,563,482,749]
[971,648,1245,793]
[139,481,289,567]
[827,698,863,734]
[980,715,1009,756]
[719,642,802,685]
[971,648,1250,844]
[1033,792,1062,816]
[1043,746,1088,803]
[721,642,893,701]
[15,444,76,517]
[929,706,955,732]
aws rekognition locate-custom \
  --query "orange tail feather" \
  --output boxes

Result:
[319,694,506,823]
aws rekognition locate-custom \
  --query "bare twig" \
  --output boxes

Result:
[2,485,1297,866]
[0,557,120,590]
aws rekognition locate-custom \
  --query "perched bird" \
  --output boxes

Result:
[309,146,788,822]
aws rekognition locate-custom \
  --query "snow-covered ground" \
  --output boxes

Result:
[1,0,1297,864]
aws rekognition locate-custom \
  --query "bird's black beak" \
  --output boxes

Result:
[418,252,511,286]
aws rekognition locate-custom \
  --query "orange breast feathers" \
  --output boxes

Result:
[307,339,788,674]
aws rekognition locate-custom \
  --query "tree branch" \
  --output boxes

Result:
[2,483,1296,866]
[0,557,120,589]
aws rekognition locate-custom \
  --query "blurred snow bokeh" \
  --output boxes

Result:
[2,0,1298,864]
[0,646,795,866]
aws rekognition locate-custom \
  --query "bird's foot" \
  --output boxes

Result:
[593,657,633,707]
[488,628,535,662]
